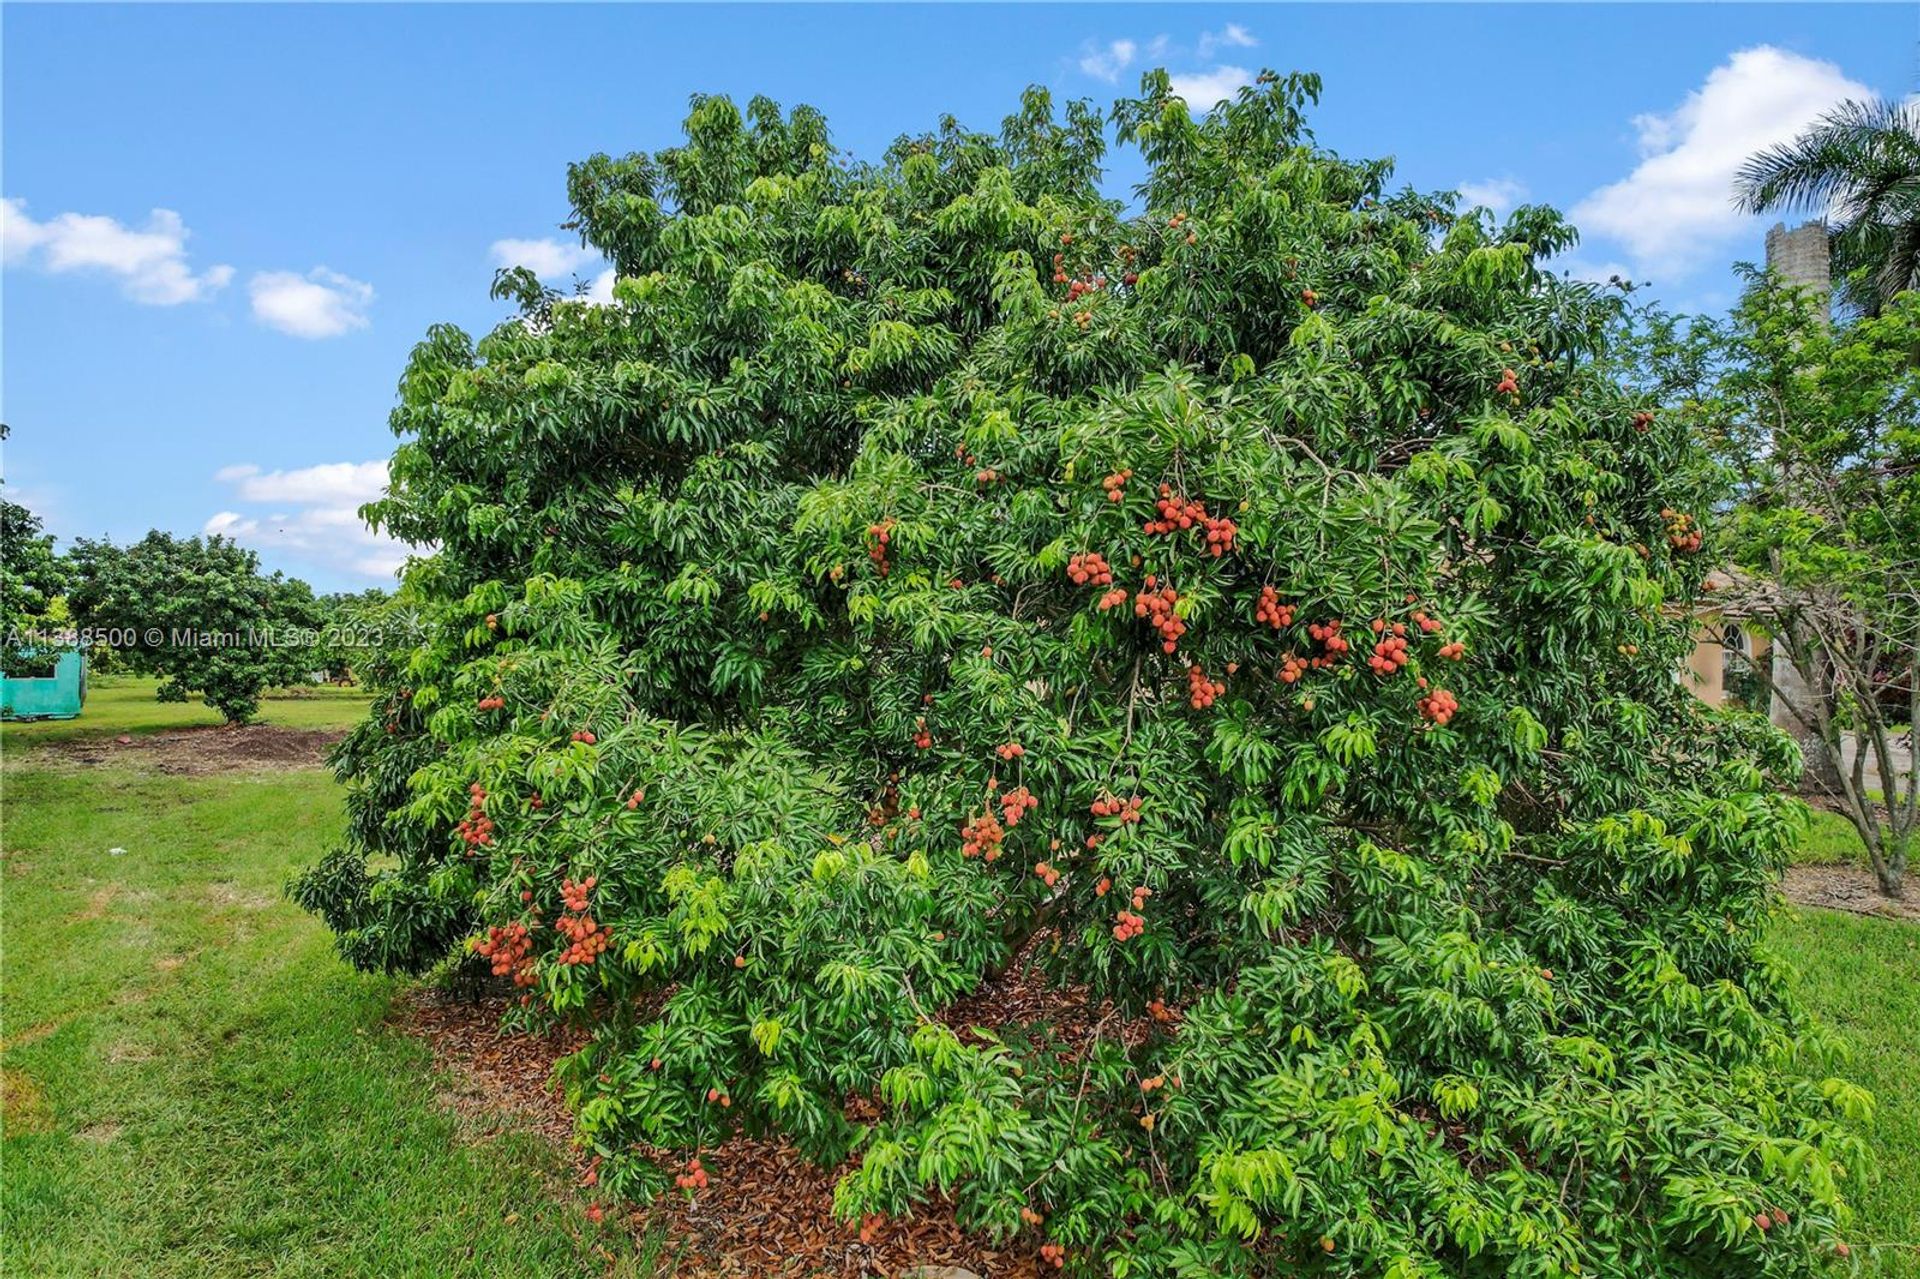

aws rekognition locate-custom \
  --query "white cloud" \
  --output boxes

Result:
[1571,46,1870,278]
[1457,178,1529,215]
[490,236,597,279]
[582,268,616,305]
[214,461,389,506]
[1169,66,1253,109]
[1,197,233,304]
[1079,38,1137,83]
[248,267,374,338]
[207,460,408,581]
[1197,24,1257,59]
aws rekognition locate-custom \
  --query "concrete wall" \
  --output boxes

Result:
[1766,221,1832,298]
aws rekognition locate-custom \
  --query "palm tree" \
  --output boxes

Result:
[1736,97,1920,315]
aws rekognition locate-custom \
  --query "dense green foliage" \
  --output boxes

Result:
[0,496,70,676]
[298,75,1873,1276]
[67,531,325,723]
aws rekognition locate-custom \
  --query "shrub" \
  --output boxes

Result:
[298,72,1870,1276]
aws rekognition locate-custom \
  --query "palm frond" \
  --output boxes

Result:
[1735,98,1920,216]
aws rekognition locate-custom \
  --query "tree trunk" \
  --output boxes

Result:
[1770,642,1843,793]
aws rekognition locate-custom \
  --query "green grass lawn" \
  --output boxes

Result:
[1797,807,1874,867]
[1771,908,1920,1277]
[0,742,656,1275]
[3,674,374,744]
[3,684,1915,1276]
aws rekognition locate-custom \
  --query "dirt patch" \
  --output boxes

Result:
[1,1067,52,1137]
[67,885,121,923]
[76,1121,122,1145]
[205,882,276,911]
[33,725,347,775]
[107,1040,156,1065]
[0,1018,68,1053]
[396,975,1074,1279]
[1782,865,1920,921]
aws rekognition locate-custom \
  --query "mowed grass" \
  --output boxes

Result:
[3,674,374,744]
[1796,807,1874,867]
[0,718,657,1275]
[1771,908,1920,1277]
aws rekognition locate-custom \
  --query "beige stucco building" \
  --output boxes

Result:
[1681,571,1771,711]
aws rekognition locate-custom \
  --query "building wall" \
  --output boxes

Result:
[1686,625,1726,704]
[1683,620,1771,709]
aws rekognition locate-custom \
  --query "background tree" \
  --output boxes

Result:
[0,497,69,676]
[67,531,324,723]
[1737,97,1920,317]
[1637,276,1919,897]
[312,587,392,683]
[299,76,1872,1276]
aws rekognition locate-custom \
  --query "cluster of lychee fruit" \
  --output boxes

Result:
[1145,488,1238,555]
[1067,552,1114,586]
[913,717,932,750]
[1496,367,1519,397]
[1255,585,1296,630]
[1187,663,1226,709]
[866,520,895,577]
[1112,907,1146,942]
[995,740,1027,761]
[472,921,535,985]
[456,783,495,849]
[1144,486,1207,535]
[1307,619,1351,656]
[1051,258,1108,303]
[476,694,506,712]
[1437,640,1466,661]
[960,811,1006,862]
[1632,410,1654,433]
[1417,687,1459,726]
[1089,793,1143,824]
[570,729,597,745]
[1133,579,1186,653]
[1033,861,1062,888]
[1039,1241,1066,1269]
[999,785,1039,828]
[1101,468,1133,503]
[553,876,609,965]
[674,1157,710,1192]
[1367,622,1411,675]
[1662,509,1702,554]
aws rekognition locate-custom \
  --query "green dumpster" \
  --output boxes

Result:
[1,651,89,721]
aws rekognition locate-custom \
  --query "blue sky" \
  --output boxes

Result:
[4,3,1915,590]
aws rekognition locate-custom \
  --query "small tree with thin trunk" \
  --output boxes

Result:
[1645,276,1919,897]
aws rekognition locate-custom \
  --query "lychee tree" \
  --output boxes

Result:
[296,73,1873,1277]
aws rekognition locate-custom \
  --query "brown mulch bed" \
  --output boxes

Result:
[393,954,1112,1279]
[1781,864,1920,921]
[35,725,347,774]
